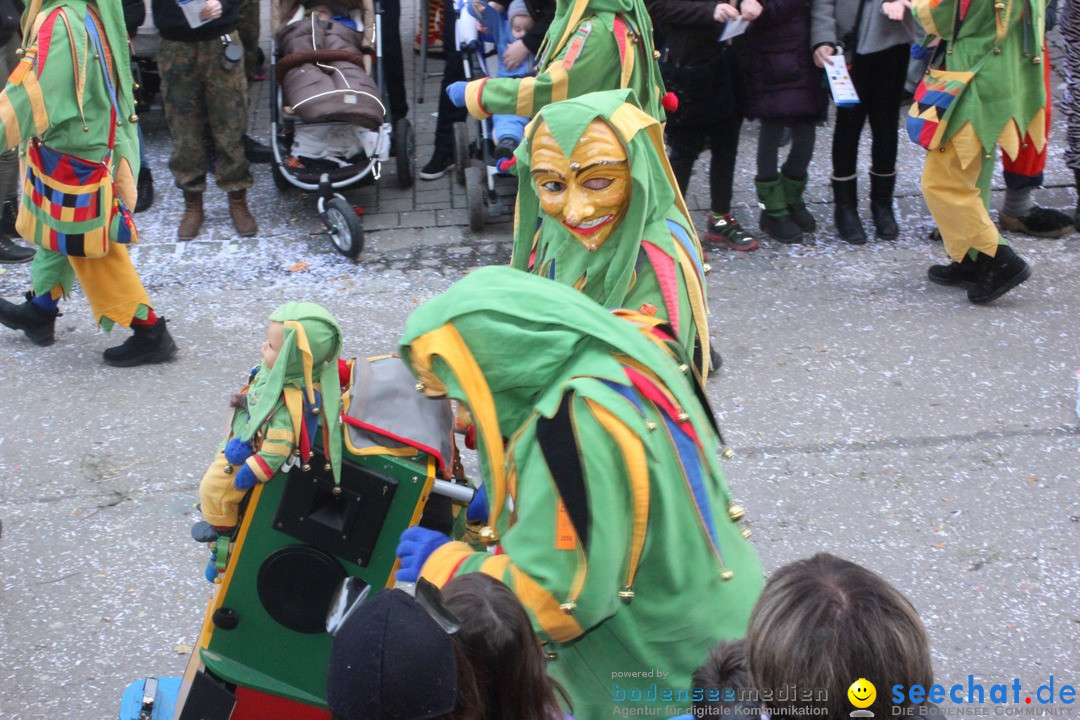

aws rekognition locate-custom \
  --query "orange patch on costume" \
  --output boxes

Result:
[555,499,577,550]
[7,50,35,85]
[562,23,591,70]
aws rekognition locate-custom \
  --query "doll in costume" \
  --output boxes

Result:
[394,267,763,718]
[510,89,711,378]
[445,0,671,123]
[195,303,343,577]
[913,0,1043,303]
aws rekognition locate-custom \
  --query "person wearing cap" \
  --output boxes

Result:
[327,588,481,720]
[395,266,762,718]
[194,303,343,577]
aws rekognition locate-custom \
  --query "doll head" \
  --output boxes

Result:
[262,321,285,370]
[529,117,631,252]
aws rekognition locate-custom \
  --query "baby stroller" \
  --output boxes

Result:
[270,0,416,257]
[449,0,518,231]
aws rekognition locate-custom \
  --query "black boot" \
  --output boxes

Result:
[0,235,34,263]
[103,316,179,367]
[967,246,1031,304]
[1,196,17,236]
[755,177,803,244]
[869,171,899,240]
[0,292,58,346]
[135,167,154,213]
[832,176,867,244]
[928,254,978,288]
[780,172,816,232]
[243,135,273,164]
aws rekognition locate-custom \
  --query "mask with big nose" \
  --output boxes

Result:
[529,119,631,252]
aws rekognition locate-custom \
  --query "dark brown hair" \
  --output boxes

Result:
[746,553,934,720]
[442,573,568,720]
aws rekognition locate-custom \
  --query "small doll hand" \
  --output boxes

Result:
[465,484,487,523]
[224,438,255,465]
[396,526,451,582]
[881,0,910,22]
[233,464,259,490]
[447,81,468,108]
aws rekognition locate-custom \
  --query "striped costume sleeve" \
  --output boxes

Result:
[911,0,950,38]
[0,26,55,150]
[420,392,634,644]
[464,19,623,120]
[244,404,297,483]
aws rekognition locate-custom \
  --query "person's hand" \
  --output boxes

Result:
[395,526,451,582]
[882,0,910,21]
[447,81,468,108]
[199,0,222,21]
[813,44,836,68]
[224,438,254,466]
[233,464,259,490]
[713,1,739,23]
[503,39,529,71]
[739,0,762,20]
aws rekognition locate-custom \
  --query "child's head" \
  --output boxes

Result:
[746,553,933,719]
[442,573,567,720]
[508,0,532,38]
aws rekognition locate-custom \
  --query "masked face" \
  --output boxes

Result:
[530,119,631,252]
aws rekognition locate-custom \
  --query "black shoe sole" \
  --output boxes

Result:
[103,339,178,367]
[927,268,973,289]
[968,264,1032,305]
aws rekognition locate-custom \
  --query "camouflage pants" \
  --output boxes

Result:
[158,36,253,193]
[237,0,261,84]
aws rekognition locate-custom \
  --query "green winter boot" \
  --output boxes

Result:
[780,172,816,232]
[756,177,803,244]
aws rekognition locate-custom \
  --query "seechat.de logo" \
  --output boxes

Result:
[850,679,877,718]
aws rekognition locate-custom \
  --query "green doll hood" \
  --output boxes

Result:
[510,89,696,308]
[399,266,716,534]
[244,302,344,482]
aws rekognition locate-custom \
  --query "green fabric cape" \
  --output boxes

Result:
[510,89,709,374]
[242,303,344,483]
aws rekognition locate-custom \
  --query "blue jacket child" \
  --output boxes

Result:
[466,0,534,159]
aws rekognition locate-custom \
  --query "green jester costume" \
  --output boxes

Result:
[461,0,668,122]
[199,303,344,530]
[511,90,711,377]
[400,267,762,719]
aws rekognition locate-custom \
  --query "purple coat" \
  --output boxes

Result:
[737,0,828,122]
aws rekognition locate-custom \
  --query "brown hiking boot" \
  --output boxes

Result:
[228,189,258,237]
[178,191,204,241]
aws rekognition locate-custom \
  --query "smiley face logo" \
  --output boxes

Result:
[848,679,876,709]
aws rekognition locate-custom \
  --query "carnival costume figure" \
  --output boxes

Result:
[394,266,763,718]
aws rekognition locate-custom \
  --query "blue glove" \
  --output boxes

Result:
[224,438,254,465]
[466,484,487,523]
[447,81,468,108]
[396,526,450,582]
[233,464,258,490]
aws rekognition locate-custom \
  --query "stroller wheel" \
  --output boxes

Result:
[452,122,469,187]
[323,197,365,258]
[394,118,416,188]
[465,166,485,232]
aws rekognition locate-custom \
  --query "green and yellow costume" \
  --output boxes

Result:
[913,0,1045,261]
[400,267,762,719]
[0,0,148,328]
[462,0,667,122]
[511,90,710,377]
[199,303,344,528]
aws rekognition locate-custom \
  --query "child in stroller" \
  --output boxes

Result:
[466,0,534,166]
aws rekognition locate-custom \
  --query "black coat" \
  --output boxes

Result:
[737,0,827,122]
